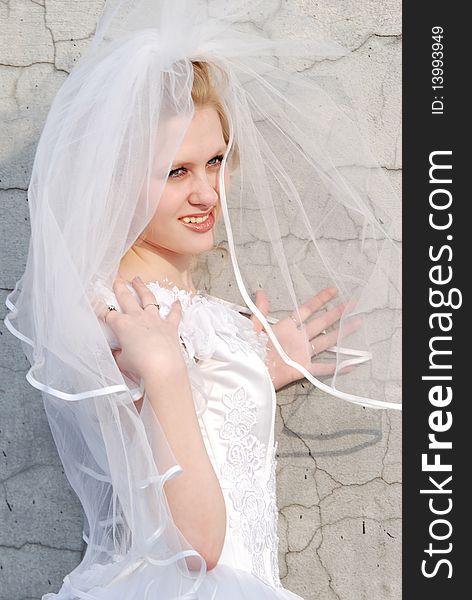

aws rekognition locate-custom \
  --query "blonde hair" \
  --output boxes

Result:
[191,61,230,146]
[189,60,233,271]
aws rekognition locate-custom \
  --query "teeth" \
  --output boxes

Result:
[181,214,210,224]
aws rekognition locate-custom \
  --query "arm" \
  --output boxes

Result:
[103,277,226,571]
[141,363,227,571]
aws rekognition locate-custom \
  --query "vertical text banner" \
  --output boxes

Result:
[403,3,465,598]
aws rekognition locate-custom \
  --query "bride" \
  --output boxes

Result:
[108,60,351,586]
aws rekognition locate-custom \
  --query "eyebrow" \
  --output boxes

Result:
[170,146,227,169]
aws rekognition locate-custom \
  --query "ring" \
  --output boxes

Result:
[310,341,317,356]
[143,302,160,311]
[290,314,300,326]
[104,305,117,324]
[321,329,327,335]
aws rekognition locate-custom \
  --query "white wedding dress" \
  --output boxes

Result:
[136,281,304,599]
[44,280,305,600]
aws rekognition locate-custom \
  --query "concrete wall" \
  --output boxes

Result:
[0,1,401,599]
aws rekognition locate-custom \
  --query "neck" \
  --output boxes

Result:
[119,237,197,293]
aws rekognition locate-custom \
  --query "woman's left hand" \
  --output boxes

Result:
[250,287,361,392]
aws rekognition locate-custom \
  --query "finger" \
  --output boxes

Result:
[250,289,269,334]
[310,361,339,376]
[339,365,357,375]
[112,276,143,315]
[310,361,356,377]
[308,316,363,355]
[309,328,339,356]
[305,301,350,338]
[290,286,338,325]
[131,277,164,313]
[165,298,182,324]
[95,299,109,321]
[96,299,120,326]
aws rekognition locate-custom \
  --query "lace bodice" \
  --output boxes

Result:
[141,281,283,589]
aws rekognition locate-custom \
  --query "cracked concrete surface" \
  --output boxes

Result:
[0,1,401,599]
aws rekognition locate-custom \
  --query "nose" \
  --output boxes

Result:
[187,173,219,208]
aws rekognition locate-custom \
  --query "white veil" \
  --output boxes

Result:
[4,1,401,597]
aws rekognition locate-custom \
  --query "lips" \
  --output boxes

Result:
[179,209,213,219]
[178,209,215,233]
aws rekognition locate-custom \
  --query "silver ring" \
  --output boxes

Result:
[321,329,327,335]
[290,314,300,326]
[143,302,160,310]
[310,341,317,355]
[104,305,117,324]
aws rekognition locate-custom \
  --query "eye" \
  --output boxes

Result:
[208,154,224,167]
[167,155,224,179]
[168,166,186,179]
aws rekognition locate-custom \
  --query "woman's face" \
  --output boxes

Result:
[142,105,229,257]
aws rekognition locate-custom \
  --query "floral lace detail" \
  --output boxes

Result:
[266,441,282,587]
[219,385,281,587]
[143,281,269,363]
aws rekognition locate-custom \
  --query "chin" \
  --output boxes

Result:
[164,233,215,257]
[184,237,215,256]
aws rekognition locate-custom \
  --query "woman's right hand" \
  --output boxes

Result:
[98,276,186,384]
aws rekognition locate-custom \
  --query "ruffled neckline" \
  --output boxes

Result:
[143,280,206,305]
[142,280,269,360]
[142,280,252,316]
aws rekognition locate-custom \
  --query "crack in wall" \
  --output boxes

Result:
[0,541,81,553]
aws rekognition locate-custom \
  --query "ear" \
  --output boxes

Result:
[250,289,270,334]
